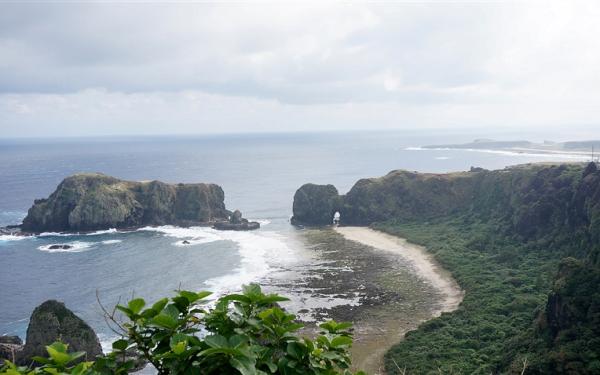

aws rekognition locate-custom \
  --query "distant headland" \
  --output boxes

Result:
[421,138,600,156]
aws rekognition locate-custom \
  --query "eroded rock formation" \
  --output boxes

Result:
[21,173,229,232]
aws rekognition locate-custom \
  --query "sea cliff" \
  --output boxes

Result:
[292,163,600,243]
[20,173,230,233]
[293,162,600,373]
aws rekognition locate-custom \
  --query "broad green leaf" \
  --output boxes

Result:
[228,335,247,348]
[151,297,169,312]
[151,313,178,329]
[111,339,128,351]
[286,342,305,359]
[230,355,258,375]
[31,356,51,364]
[196,291,212,300]
[115,305,133,317]
[172,341,186,355]
[242,283,262,298]
[127,298,145,314]
[219,294,251,304]
[46,344,71,365]
[330,336,353,348]
[260,295,290,304]
[204,334,229,349]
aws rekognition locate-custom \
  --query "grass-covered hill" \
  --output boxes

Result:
[293,162,600,374]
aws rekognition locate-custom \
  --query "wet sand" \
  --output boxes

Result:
[334,226,464,374]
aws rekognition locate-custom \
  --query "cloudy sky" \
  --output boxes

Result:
[1,1,599,138]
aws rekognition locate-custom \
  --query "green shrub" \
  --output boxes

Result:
[1,284,365,375]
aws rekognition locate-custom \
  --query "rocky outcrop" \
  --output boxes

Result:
[18,300,102,364]
[291,184,341,226]
[0,336,22,364]
[213,209,260,231]
[291,163,600,243]
[20,173,229,233]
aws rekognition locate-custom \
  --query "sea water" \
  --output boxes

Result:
[0,130,589,348]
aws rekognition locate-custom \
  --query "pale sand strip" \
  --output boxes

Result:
[334,226,464,374]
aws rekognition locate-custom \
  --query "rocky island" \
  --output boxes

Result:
[10,173,258,233]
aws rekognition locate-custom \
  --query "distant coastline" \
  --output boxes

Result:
[416,138,600,161]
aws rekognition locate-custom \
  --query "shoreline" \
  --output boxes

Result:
[334,226,464,374]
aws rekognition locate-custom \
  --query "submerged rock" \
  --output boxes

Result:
[20,173,229,233]
[48,244,73,250]
[18,300,102,364]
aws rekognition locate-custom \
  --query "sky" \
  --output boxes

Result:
[1,1,599,139]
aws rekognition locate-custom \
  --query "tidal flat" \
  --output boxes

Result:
[266,227,463,374]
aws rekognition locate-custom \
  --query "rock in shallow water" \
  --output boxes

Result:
[48,244,73,250]
[213,209,260,231]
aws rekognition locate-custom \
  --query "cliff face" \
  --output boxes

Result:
[529,257,600,374]
[21,173,229,232]
[292,163,600,246]
[291,184,341,226]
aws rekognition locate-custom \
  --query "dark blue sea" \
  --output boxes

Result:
[0,131,588,348]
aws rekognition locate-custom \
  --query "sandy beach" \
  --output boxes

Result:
[334,226,464,374]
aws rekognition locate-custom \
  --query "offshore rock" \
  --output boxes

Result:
[18,300,102,364]
[213,209,260,231]
[231,209,243,224]
[48,244,73,250]
[213,221,260,231]
[20,173,229,233]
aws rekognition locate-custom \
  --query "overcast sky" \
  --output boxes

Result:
[1,1,599,139]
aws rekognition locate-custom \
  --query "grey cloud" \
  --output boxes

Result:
[0,2,501,103]
[1,1,600,137]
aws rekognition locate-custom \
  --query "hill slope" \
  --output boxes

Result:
[293,162,600,373]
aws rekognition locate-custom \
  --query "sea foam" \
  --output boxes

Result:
[139,225,295,298]
[0,234,28,242]
[38,241,95,253]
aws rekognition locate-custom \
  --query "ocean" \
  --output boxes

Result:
[0,130,590,350]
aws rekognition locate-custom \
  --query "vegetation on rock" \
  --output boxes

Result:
[291,184,341,226]
[21,173,229,232]
[294,162,600,374]
[18,300,102,365]
[1,285,364,375]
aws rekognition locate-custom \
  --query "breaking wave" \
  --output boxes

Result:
[139,225,294,298]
